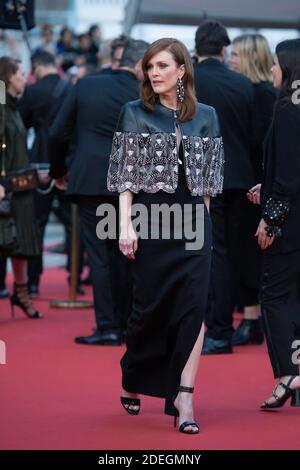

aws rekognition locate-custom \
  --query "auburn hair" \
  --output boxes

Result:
[0,56,21,88]
[141,38,197,122]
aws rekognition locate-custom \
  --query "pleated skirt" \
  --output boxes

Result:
[0,190,40,258]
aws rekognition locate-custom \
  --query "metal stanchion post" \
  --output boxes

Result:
[50,204,93,309]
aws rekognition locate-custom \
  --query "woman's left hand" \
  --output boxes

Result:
[204,195,210,213]
[119,222,138,259]
[255,218,275,250]
[247,184,261,205]
[0,184,5,202]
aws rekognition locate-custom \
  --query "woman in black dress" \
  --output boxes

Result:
[249,39,300,408]
[0,57,42,318]
[107,38,224,433]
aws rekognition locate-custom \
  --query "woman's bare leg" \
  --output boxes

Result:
[11,258,28,284]
[244,304,261,320]
[174,323,205,431]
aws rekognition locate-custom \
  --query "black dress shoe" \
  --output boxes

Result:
[75,331,122,346]
[202,336,232,355]
[0,288,9,299]
[231,318,264,346]
[76,285,86,295]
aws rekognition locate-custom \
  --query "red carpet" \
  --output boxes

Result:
[0,268,299,450]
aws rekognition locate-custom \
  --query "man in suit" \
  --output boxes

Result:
[193,20,255,354]
[97,35,130,74]
[18,51,72,297]
[49,39,149,345]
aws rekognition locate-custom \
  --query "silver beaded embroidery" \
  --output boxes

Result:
[107,131,224,196]
[263,197,290,237]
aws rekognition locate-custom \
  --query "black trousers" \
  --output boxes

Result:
[260,250,300,378]
[77,196,132,334]
[205,189,245,340]
[237,197,261,307]
[0,255,7,289]
[28,187,72,285]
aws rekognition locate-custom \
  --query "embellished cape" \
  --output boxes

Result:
[107,100,224,197]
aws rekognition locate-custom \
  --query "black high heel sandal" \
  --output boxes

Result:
[120,396,141,415]
[261,376,300,410]
[10,283,43,319]
[173,386,199,434]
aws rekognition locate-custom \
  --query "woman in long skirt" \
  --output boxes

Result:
[107,38,224,433]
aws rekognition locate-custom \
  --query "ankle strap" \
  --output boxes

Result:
[280,376,298,391]
[177,386,194,393]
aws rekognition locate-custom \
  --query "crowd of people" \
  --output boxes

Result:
[0,19,300,433]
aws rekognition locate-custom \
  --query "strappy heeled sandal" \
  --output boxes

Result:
[10,283,43,319]
[173,385,199,434]
[120,396,141,415]
[261,376,300,410]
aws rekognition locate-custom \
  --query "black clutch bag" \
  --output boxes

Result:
[8,168,39,193]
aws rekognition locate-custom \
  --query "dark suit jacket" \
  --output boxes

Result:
[194,58,255,190]
[262,100,300,253]
[18,73,71,163]
[49,70,140,197]
[251,81,277,182]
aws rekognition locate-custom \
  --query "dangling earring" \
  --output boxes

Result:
[177,78,185,102]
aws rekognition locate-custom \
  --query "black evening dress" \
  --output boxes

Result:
[121,144,212,416]
[107,99,224,416]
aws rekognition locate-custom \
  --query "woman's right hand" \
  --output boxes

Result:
[255,218,275,250]
[247,184,261,205]
[0,184,5,202]
[54,176,68,191]
[119,223,138,259]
